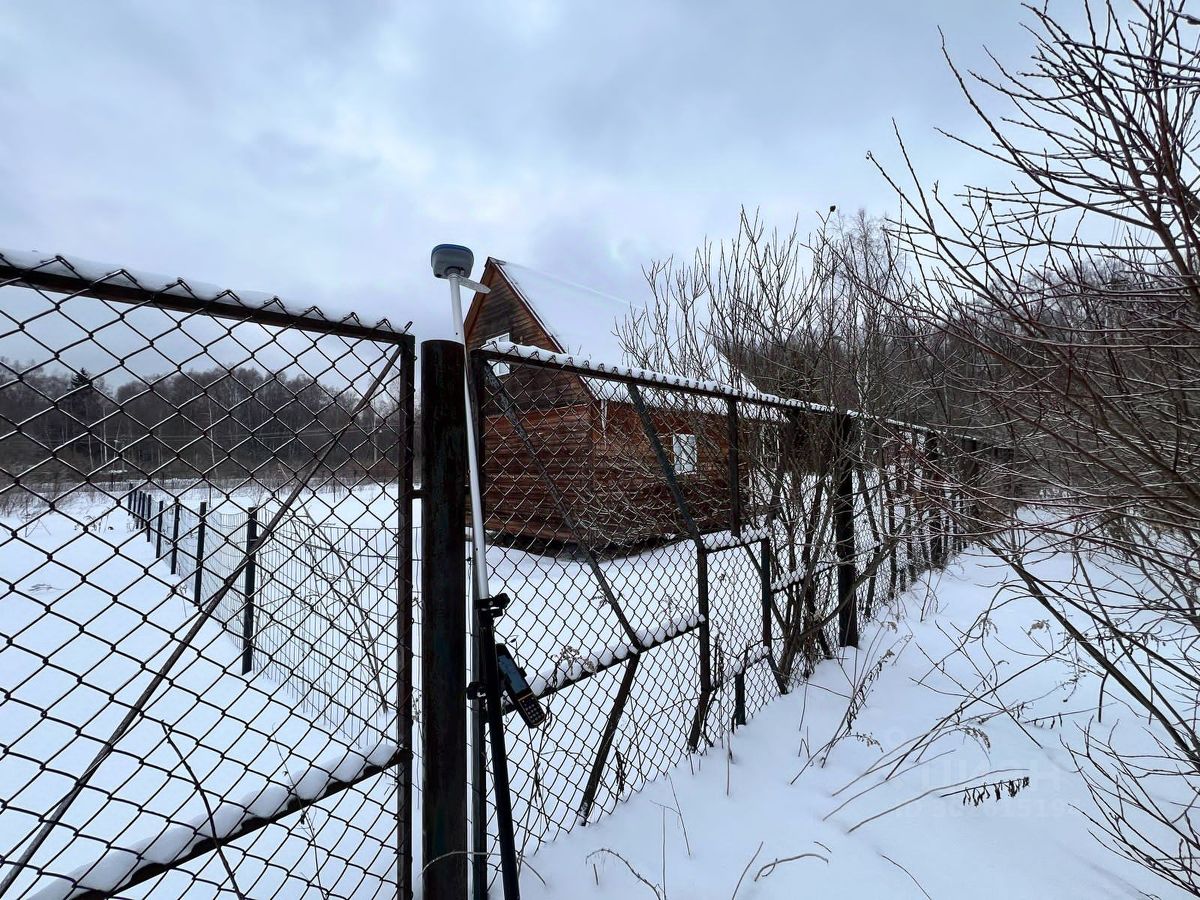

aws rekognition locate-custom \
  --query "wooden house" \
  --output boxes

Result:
[465,259,745,549]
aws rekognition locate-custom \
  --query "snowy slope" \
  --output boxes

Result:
[519,542,1188,899]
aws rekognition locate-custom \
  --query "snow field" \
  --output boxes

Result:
[0,487,408,898]
[518,541,1188,899]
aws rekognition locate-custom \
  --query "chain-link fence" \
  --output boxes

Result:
[0,251,416,899]
[470,343,988,877]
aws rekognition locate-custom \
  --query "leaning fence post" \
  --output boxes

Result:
[834,413,858,648]
[192,501,207,609]
[155,500,165,557]
[420,340,468,900]
[170,502,181,575]
[242,507,258,675]
[143,492,151,542]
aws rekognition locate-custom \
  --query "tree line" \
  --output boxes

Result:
[0,360,410,488]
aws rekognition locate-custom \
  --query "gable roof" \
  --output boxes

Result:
[487,258,638,365]
[468,258,763,411]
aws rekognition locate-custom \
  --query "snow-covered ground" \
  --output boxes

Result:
[0,488,408,898]
[518,540,1190,899]
[8,481,1180,899]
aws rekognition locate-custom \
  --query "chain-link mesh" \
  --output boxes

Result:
[0,251,416,899]
[471,345,982,877]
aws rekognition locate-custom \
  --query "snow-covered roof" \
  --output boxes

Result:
[496,260,638,364]
[480,260,943,436]
[0,248,410,338]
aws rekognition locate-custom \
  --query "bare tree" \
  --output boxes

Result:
[875,1,1200,892]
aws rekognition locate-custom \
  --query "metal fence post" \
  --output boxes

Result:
[397,335,416,900]
[192,500,207,609]
[926,433,944,568]
[242,507,258,675]
[170,501,181,575]
[688,550,713,750]
[727,398,741,537]
[155,500,164,556]
[834,413,858,648]
[908,428,921,580]
[420,340,468,900]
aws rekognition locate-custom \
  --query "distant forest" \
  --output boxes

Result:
[0,359,411,487]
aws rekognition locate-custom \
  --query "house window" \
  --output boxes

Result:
[758,426,781,471]
[673,433,698,475]
[490,332,510,376]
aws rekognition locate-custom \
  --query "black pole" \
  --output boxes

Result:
[155,500,165,557]
[474,599,523,900]
[727,399,741,537]
[469,355,489,900]
[242,507,258,675]
[398,335,416,900]
[465,355,523,900]
[193,501,207,609]
[926,433,944,568]
[420,340,469,900]
[170,502,181,575]
[834,414,858,648]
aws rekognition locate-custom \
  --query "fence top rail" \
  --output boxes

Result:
[0,248,414,345]
[478,339,995,446]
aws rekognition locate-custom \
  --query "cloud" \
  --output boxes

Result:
[0,0,1045,348]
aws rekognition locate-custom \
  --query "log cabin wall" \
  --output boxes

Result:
[589,403,736,544]
[480,402,597,543]
[469,259,747,550]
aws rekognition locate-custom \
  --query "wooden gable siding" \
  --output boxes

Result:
[465,259,749,549]
[465,261,593,411]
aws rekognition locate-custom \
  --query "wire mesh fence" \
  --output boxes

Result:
[470,343,992,879]
[0,246,1004,900]
[0,251,416,899]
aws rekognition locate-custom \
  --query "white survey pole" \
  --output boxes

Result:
[445,271,492,604]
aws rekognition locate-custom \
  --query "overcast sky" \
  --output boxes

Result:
[0,1,1047,342]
